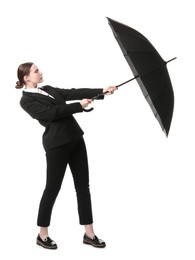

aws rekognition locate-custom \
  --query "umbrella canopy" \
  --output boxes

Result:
[107,17,175,136]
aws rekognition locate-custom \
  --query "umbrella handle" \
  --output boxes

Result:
[83,91,109,112]
[83,80,136,112]
[83,107,94,112]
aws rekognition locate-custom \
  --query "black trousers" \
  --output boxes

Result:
[37,137,93,227]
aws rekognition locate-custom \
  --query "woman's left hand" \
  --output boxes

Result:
[103,86,118,95]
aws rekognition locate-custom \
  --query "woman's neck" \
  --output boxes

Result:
[25,84,37,89]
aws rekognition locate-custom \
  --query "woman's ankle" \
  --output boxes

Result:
[84,224,95,239]
[39,227,49,240]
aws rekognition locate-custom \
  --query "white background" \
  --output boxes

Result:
[0,0,194,259]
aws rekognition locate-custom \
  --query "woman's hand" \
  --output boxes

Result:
[80,99,92,108]
[103,86,118,95]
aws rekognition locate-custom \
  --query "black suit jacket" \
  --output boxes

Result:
[20,85,104,151]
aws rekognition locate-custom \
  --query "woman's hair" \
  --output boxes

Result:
[15,62,34,89]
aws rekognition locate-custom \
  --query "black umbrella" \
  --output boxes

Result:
[85,17,176,136]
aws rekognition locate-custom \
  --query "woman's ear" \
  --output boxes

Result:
[24,75,30,83]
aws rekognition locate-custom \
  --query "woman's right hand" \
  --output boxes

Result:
[80,99,92,108]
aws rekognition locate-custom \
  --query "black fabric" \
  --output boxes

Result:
[20,85,104,150]
[20,86,104,227]
[37,138,93,226]
[107,17,174,135]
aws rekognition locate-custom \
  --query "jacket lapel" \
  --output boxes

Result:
[40,85,65,104]
[22,85,65,105]
[22,91,59,105]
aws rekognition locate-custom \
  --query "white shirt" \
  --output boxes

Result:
[24,87,54,99]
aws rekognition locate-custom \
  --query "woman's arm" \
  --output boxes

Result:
[20,96,83,122]
[53,87,104,101]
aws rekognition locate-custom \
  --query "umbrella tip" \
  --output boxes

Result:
[164,129,169,137]
[106,17,113,22]
[166,57,177,64]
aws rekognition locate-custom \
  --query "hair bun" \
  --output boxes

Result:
[15,80,23,89]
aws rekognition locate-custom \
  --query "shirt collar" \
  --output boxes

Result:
[23,86,54,99]
[23,86,43,93]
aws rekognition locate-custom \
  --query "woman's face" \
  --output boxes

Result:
[25,64,43,87]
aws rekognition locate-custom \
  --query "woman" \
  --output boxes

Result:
[16,62,117,250]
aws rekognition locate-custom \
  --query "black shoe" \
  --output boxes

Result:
[36,234,58,250]
[83,233,106,248]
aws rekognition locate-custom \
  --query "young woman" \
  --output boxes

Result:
[16,62,117,250]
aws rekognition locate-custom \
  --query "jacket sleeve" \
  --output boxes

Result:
[20,96,83,122]
[53,87,104,101]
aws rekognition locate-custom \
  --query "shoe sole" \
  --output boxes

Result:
[36,239,58,250]
[83,241,106,248]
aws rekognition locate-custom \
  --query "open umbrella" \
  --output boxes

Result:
[85,17,176,136]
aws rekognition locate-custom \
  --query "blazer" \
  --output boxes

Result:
[20,85,104,151]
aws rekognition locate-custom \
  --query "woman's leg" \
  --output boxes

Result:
[69,140,106,247]
[69,138,94,231]
[37,144,70,231]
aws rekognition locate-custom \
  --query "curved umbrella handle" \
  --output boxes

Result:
[83,92,107,112]
[83,107,94,112]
